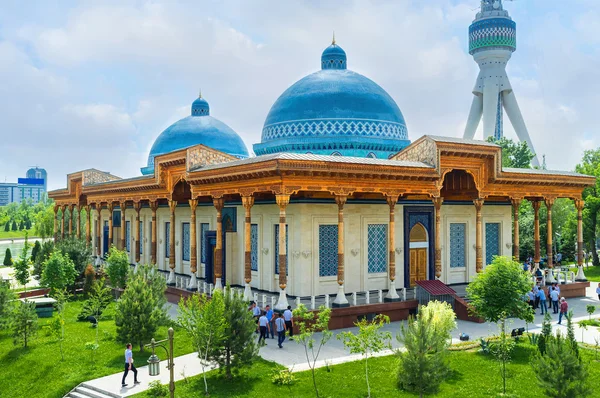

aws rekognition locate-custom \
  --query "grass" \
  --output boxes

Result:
[0,299,194,398]
[579,265,600,282]
[0,230,38,240]
[580,319,600,327]
[131,341,600,398]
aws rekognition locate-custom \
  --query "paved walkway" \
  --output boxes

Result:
[77,285,600,397]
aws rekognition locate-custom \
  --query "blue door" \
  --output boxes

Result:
[204,231,226,285]
[103,225,109,255]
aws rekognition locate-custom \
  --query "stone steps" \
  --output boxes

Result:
[65,383,121,398]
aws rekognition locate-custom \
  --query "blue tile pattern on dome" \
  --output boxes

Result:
[141,95,249,175]
[485,222,500,265]
[182,222,190,261]
[449,223,466,268]
[254,40,409,158]
[251,224,258,271]
[319,225,338,277]
[367,224,387,273]
[274,224,288,275]
[200,223,209,263]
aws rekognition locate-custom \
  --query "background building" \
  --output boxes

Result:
[0,167,48,205]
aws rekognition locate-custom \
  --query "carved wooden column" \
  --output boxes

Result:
[385,195,400,301]
[134,202,141,264]
[96,204,102,257]
[150,200,158,265]
[275,194,290,310]
[75,205,81,239]
[166,200,177,285]
[242,195,255,300]
[120,201,127,251]
[433,196,444,278]
[545,198,556,283]
[474,198,484,273]
[188,199,198,290]
[511,198,521,260]
[333,195,349,307]
[53,205,59,243]
[575,199,587,281]
[213,197,224,290]
[532,200,541,271]
[68,204,74,236]
[85,205,92,245]
[61,205,66,240]
[107,202,114,249]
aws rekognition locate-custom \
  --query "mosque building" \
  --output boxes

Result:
[49,38,593,310]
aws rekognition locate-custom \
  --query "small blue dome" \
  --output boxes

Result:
[254,40,409,158]
[141,95,248,175]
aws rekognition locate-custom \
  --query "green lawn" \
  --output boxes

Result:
[0,230,38,240]
[580,265,600,282]
[132,342,600,398]
[0,299,194,398]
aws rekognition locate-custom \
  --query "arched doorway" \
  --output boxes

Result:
[409,223,428,287]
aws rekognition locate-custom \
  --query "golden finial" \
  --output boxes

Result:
[332,31,336,45]
[198,89,202,99]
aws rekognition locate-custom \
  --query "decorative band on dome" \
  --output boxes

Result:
[469,18,516,54]
[191,96,210,116]
[321,44,347,70]
[262,119,408,141]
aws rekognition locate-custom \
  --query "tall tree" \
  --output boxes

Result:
[34,204,55,239]
[56,237,92,275]
[10,300,38,348]
[105,247,129,295]
[0,280,16,330]
[115,264,168,351]
[487,136,534,169]
[40,251,77,294]
[2,248,12,266]
[575,148,600,266]
[13,233,31,290]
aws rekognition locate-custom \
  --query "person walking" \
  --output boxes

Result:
[538,287,547,315]
[558,297,568,325]
[527,289,535,309]
[533,284,540,310]
[265,305,275,339]
[550,286,560,314]
[596,283,600,301]
[251,301,261,334]
[283,305,294,340]
[275,312,287,348]
[121,343,140,387]
[258,311,270,346]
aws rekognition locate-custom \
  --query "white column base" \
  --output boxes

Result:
[187,273,197,290]
[134,262,139,273]
[545,268,557,284]
[385,279,401,301]
[166,269,176,285]
[274,288,289,310]
[575,266,587,282]
[214,278,223,291]
[332,284,349,307]
[243,283,253,301]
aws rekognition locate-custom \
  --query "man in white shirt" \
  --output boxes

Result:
[550,287,560,314]
[258,311,270,346]
[121,343,140,387]
[251,301,261,334]
[596,283,600,301]
[275,312,287,348]
[283,305,294,340]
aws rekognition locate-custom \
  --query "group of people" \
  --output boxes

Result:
[250,302,294,348]
[527,282,570,324]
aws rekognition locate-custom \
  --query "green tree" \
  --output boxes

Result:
[78,278,112,322]
[492,314,515,396]
[115,264,168,351]
[586,304,596,320]
[531,331,591,398]
[2,248,12,266]
[213,286,258,379]
[487,136,534,169]
[105,247,129,295]
[30,241,41,265]
[48,289,70,360]
[13,233,31,290]
[40,251,77,294]
[565,310,579,359]
[4,221,9,232]
[11,220,17,231]
[396,301,454,397]
[178,291,226,396]
[34,204,55,239]
[338,314,392,398]
[56,237,92,275]
[10,300,38,348]
[575,148,600,266]
[538,312,553,355]
[32,241,54,280]
[467,256,534,323]
[0,280,16,330]
[293,304,333,398]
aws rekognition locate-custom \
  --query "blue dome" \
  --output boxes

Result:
[254,40,409,158]
[141,95,248,175]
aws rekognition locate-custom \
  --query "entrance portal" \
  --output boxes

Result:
[409,223,428,287]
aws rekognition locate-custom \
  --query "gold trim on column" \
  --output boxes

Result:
[150,200,159,265]
[242,195,255,285]
[189,199,198,274]
[386,195,398,282]
[275,194,290,290]
[335,195,347,286]
[134,202,142,263]
[120,201,127,251]
[68,204,74,236]
[61,204,66,240]
[75,205,81,239]
[532,200,541,267]
[85,205,92,244]
[510,198,522,260]
[575,199,585,267]
[96,203,102,256]
[433,196,444,278]
[212,197,225,284]
[474,198,484,273]
[107,202,114,249]
[168,200,177,272]
[544,198,555,269]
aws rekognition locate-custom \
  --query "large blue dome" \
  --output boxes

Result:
[254,40,409,158]
[141,95,249,175]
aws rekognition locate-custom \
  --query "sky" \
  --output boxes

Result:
[0,0,599,191]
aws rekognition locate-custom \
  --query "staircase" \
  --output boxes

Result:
[64,383,121,398]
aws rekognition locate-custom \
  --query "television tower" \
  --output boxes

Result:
[463,0,540,167]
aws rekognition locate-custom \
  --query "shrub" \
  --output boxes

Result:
[83,264,96,296]
[147,380,168,397]
[586,304,596,320]
[3,248,12,266]
[271,368,296,386]
[40,251,77,294]
[106,247,129,294]
[56,237,92,275]
[10,300,38,348]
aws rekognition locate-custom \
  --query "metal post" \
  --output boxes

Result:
[168,327,174,398]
